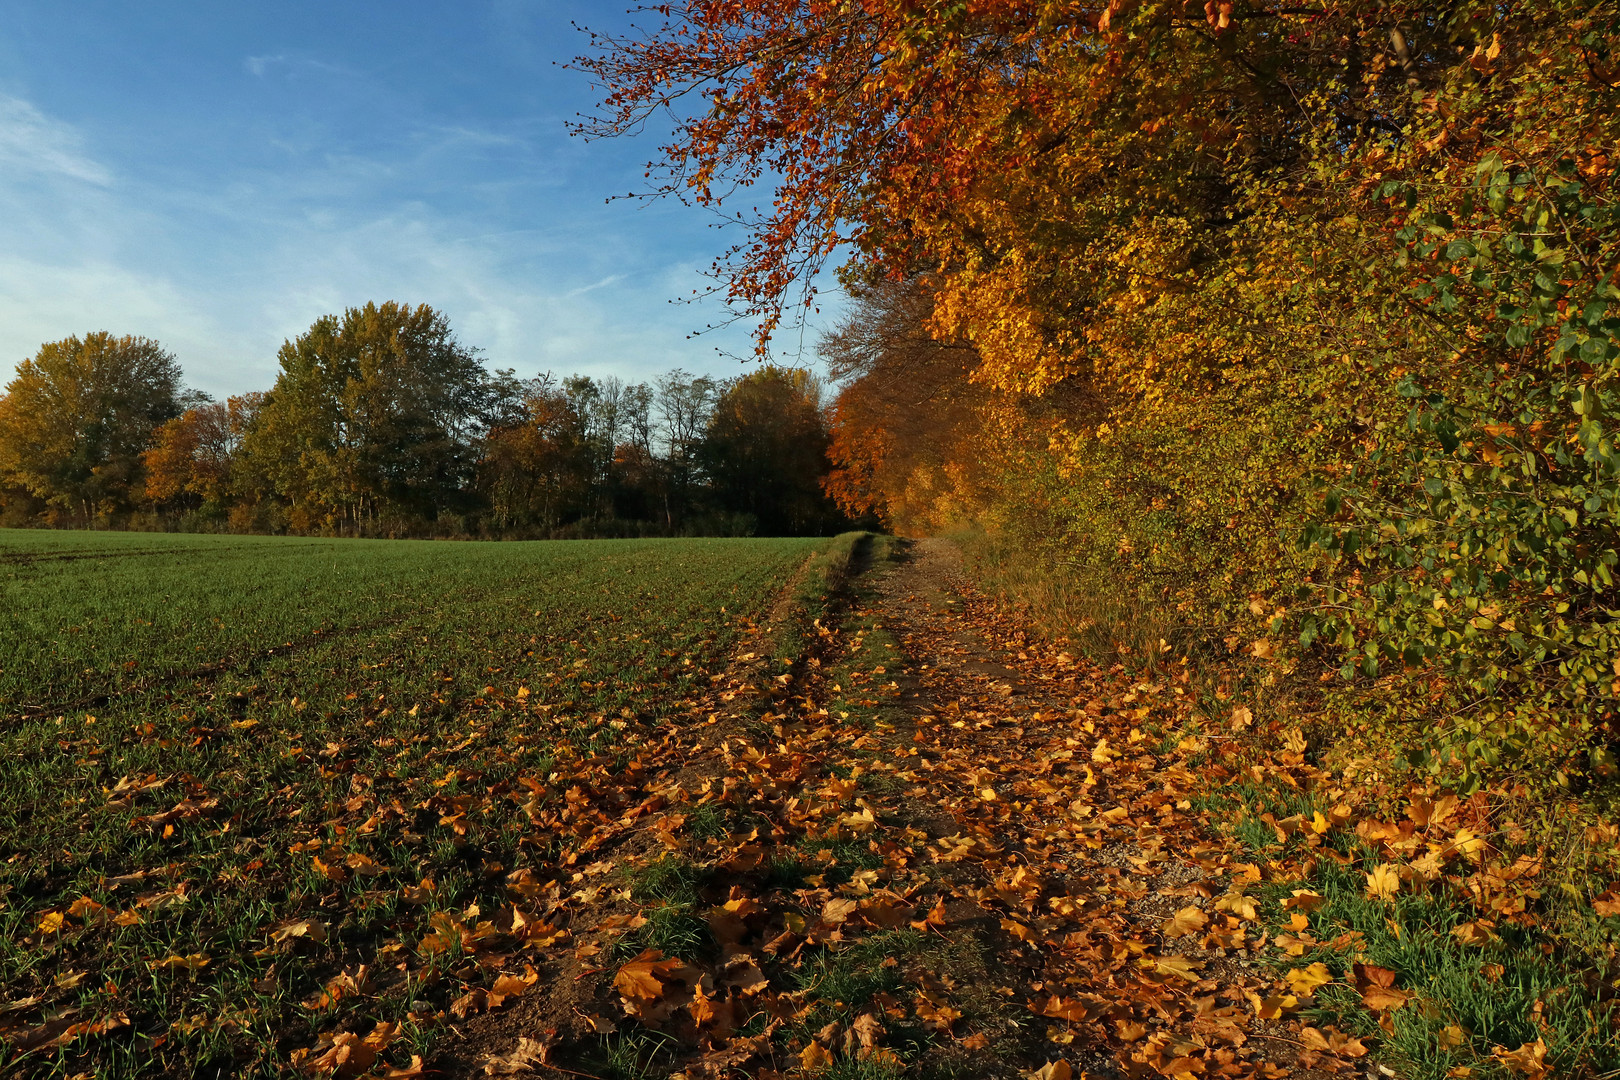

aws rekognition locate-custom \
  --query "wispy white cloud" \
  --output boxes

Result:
[0,95,112,186]
[0,83,790,398]
[564,273,625,299]
[243,54,284,77]
[243,54,350,79]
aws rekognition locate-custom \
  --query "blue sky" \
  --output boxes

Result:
[0,1,823,397]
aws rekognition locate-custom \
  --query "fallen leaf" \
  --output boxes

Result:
[1285,962,1332,997]
[613,950,678,1003]
[1245,992,1298,1019]
[1162,905,1208,939]
[148,953,210,972]
[451,988,490,1019]
[270,918,327,945]
[800,1041,834,1073]
[1493,1038,1549,1078]
[491,970,538,998]
[1145,955,1203,981]
[1282,890,1324,912]
[483,1035,555,1075]
[1027,1062,1074,1080]
[1366,863,1402,901]
[345,852,388,877]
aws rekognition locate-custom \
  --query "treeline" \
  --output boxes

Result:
[587,2,1620,787]
[0,303,850,538]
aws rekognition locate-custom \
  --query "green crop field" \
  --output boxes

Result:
[0,530,824,1078]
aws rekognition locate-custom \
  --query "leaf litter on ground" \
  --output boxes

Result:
[4,533,1612,1079]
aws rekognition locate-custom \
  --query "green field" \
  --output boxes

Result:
[0,530,823,1077]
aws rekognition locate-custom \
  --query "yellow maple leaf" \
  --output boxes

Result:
[1366,863,1402,901]
[800,1042,834,1073]
[1282,889,1325,912]
[1451,827,1487,860]
[1245,991,1298,1019]
[1161,905,1208,939]
[1284,962,1333,997]
[149,953,210,971]
[1145,955,1203,981]
[1493,1038,1549,1078]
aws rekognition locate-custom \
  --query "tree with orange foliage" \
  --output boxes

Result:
[584,2,1620,786]
[0,332,184,523]
[820,277,991,534]
[144,395,261,513]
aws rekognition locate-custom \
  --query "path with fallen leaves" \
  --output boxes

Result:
[438,538,1376,1080]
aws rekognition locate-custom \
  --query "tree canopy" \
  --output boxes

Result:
[0,306,851,538]
[581,1,1620,785]
[0,333,183,519]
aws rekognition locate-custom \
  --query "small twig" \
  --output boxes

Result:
[1248,1032,1309,1049]
[542,1065,607,1080]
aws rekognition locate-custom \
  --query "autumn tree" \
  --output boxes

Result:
[0,332,184,523]
[479,374,592,531]
[702,366,842,536]
[143,394,262,514]
[582,2,1620,781]
[238,302,505,532]
[821,277,991,533]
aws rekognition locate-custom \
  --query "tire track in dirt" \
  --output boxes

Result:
[436,538,1359,1080]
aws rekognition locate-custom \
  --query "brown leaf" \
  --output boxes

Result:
[148,953,210,972]
[345,852,388,877]
[482,1035,555,1075]
[613,949,686,1006]
[491,968,538,999]
[910,896,947,932]
[1244,992,1298,1019]
[10,1011,129,1056]
[1143,955,1202,982]
[312,855,350,884]
[1281,890,1324,913]
[821,897,860,925]
[800,1041,834,1073]
[1161,905,1208,939]
[720,955,770,994]
[271,918,328,945]
[302,1031,376,1078]
[1493,1038,1550,1078]
[1361,985,1410,1012]
[450,988,490,1019]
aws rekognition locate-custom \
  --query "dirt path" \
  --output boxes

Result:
[826,538,1344,1079]
[440,539,1359,1079]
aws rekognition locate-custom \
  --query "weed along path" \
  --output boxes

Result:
[446,539,1363,1080]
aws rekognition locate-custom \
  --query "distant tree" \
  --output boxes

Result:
[0,332,183,523]
[238,302,500,532]
[479,373,591,531]
[143,394,262,513]
[655,369,718,527]
[560,377,609,518]
[702,366,844,536]
[820,277,987,533]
